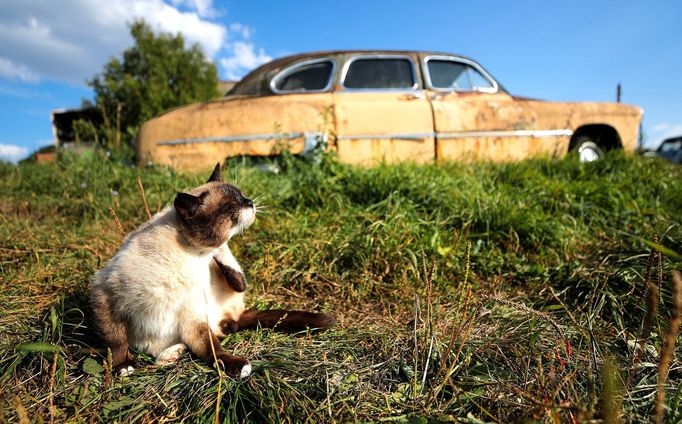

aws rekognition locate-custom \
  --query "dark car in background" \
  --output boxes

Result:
[657,136,682,164]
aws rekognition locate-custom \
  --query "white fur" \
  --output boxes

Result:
[119,366,134,377]
[231,208,256,238]
[92,205,248,360]
[240,363,252,378]
[156,343,187,365]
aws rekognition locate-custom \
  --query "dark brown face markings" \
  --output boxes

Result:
[213,258,246,292]
[173,175,254,249]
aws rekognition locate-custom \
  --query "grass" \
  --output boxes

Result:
[0,150,681,422]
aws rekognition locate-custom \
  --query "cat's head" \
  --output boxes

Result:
[173,163,256,248]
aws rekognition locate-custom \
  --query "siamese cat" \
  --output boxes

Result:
[91,164,335,378]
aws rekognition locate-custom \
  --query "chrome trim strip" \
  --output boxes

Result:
[157,132,305,146]
[270,58,336,94]
[303,132,327,153]
[423,55,499,94]
[436,129,573,139]
[339,129,572,141]
[339,54,419,92]
[337,132,432,141]
[158,129,572,146]
[335,89,425,96]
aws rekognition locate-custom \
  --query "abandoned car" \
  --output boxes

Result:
[136,50,643,172]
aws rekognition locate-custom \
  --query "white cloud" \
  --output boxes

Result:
[220,41,272,80]
[649,122,682,147]
[0,1,273,86]
[229,23,252,39]
[0,0,228,84]
[0,57,40,83]
[0,143,29,163]
[170,0,218,18]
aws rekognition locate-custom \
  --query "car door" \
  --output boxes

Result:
[422,55,566,161]
[139,57,338,172]
[332,54,435,165]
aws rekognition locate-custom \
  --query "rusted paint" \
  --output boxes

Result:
[437,135,571,162]
[136,50,643,172]
[432,92,641,161]
[333,91,434,165]
[137,93,333,172]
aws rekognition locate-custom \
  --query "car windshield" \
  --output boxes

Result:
[343,58,415,89]
[427,59,494,91]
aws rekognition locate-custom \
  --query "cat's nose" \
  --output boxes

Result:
[244,199,254,208]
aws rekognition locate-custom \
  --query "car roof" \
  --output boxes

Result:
[229,49,504,96]
[259,49,478,67]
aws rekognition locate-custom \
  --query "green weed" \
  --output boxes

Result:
[0,152,680,422]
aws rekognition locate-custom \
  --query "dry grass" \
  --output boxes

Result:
[0,151,681,422]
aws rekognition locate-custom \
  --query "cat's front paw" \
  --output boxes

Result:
[219,318,239,334]
[156,343,187,365]
[115,359,136,377]
[213,258,247,292]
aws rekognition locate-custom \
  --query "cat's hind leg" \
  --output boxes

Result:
[90,287,135,376]
[181,321,251,378]
[155,343,187,365]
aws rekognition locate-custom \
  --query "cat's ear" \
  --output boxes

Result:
[206,163,222,183]
[174,192,206,220]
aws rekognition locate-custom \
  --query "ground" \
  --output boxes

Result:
[0,151,681,423]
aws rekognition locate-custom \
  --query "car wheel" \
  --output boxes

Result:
[572,136,604,162]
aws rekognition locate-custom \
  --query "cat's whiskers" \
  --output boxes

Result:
[252,196,269,215]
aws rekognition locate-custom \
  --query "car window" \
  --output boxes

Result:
[427,59,494,92]
[343,58,415,89]
[469,67,494,90]
[428,60,470,91]
[273,60,334,93]
[661,139,682,152]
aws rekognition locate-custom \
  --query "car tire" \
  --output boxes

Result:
[571,135,604,162]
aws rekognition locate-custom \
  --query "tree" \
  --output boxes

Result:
[88,20,220,153]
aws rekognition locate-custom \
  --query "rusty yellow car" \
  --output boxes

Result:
[136,50,643,172]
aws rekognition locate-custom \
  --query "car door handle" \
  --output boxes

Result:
[429,93,451,101]
[400,92,425,101]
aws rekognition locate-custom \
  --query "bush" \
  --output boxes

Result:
[87,20,221,156]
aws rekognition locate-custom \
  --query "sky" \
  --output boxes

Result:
[0,0,680,162]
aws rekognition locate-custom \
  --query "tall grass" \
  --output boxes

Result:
[0,151,680,422]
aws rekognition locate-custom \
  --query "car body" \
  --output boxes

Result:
[137,50,643,172]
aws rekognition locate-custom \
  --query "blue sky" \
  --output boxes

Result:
[1,0,680,161]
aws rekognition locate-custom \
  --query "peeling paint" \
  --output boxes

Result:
[136,50,643,172]
[137,93,333,171]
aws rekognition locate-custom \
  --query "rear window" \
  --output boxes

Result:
[426,59,494,92]
[272,60,334,93]
[343,57,416,89]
